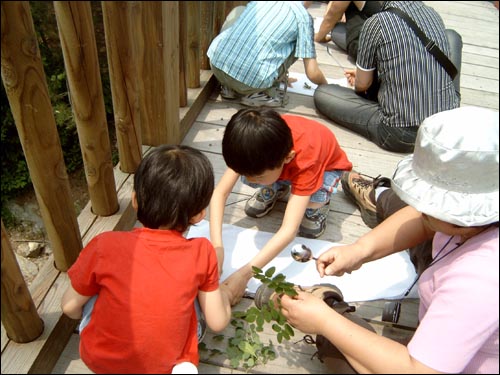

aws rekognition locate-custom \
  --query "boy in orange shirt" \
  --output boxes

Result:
[210,108,352,304]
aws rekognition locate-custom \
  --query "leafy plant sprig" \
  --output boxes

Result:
[199,266,298,370]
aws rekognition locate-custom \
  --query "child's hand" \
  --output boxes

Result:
[221,270,250,306]
[288,76,298,87]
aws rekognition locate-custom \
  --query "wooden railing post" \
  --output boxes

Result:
[1,220,44,343]
[101,1,142,174]
[179,1,188,107]
[54,1,119,216]
[186,1,201,88]
[200,2,214,70]
[1,1,82,271]
[213,1,226,36]
[136,1,180,145]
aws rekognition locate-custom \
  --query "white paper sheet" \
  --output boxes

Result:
[284,73,350,96]
[187,220,418,302]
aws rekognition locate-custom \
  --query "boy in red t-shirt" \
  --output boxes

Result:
[61,145,232,374]
[210,108,352,304]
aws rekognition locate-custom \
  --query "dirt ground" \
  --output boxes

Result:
[5,168,89,286]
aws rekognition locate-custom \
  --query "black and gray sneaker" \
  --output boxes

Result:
[244,185,290,218]
[298,202,330,238]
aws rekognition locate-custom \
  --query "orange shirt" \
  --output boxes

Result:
[279,114,352,195]
[68,228,219,374]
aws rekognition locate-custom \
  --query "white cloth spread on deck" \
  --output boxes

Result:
[284,72,349,96]
[187,220,418,302]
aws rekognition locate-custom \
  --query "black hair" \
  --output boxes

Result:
[133,145,214,231]
[222,108,293,176]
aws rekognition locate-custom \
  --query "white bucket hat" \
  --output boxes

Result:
[392,106,499,227]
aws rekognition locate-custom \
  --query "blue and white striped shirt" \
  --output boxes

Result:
[207,1,316,89]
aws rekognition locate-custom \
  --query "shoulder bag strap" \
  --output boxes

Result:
[385,7,457,79]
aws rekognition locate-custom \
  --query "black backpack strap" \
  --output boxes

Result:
[385,7,457,79]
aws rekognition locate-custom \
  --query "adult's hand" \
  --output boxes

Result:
[314,33,332,43]
[344,69,356,87]
[316,243,365,277]
[280,292,332,334]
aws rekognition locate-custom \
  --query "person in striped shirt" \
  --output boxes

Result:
[314,1,461,153]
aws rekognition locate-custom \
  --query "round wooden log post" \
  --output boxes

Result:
[186,1,200,88]
[54,1,119,216]
[179,1,188,107]
[1,221,44,343]
[136,2,180,145]
[1,1,82,271]
[102,1,142,174]
[212,1,226,36]
[200,2,214,70]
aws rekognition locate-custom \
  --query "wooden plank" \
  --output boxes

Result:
[31,2,500,374]
[1,273,71,374]
[51,334,93,374]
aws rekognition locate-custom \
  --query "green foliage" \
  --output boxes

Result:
[200,267,298,370]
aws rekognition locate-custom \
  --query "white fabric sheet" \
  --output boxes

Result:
[283,72,349,96]
[187,220,418,302]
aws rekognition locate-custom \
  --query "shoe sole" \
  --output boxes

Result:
[240,96,289,108]
[340,178,378,229]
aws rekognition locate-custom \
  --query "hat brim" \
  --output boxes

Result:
[392,156,499,227]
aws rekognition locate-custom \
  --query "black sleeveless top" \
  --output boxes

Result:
[345,1,383,60]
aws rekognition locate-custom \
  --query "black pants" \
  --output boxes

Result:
[377,189,433,275]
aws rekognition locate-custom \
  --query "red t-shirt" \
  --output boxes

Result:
[68,228,219,374]
[279,114,352,195]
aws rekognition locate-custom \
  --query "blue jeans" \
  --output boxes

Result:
[242,170,343,204]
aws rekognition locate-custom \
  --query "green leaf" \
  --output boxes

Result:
[238,340,257,357]
[252,266,262,274]
[284,323,294,336]
[271,324,281,333]
[265,266,276,278]
[272,274,286,282]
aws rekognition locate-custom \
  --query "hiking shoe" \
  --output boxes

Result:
[245,185,290,218]
[220,85,239,100]
[254,283,344,310]
[298,202,330,238]
[340,171,391,229]
[240,92,288,108]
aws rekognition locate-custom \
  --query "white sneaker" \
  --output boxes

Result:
[220,85,239,100]
[240,92,287,108]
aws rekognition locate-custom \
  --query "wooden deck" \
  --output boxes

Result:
[2,1,498,374]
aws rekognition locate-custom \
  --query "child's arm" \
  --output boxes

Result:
[222,194,310,304]
[61,283,92,320]
[198,284,232,332]
[209,168,240,275]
